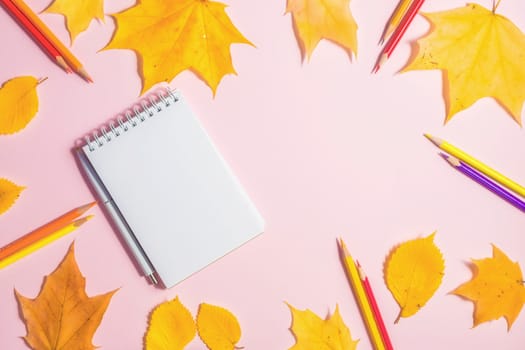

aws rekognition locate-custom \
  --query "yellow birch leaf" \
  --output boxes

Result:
[287,303,358,350]
[104,0,253,95]
[453,244,525,330]
[15,243,117,350]
[286,0,358,60]
[0,178,25,215]
[197,303,241,350]
[44,0,104,44]
[145,297,197,350]
[403,3,525,125]
[384,232,445,321]
[0,76,42,135]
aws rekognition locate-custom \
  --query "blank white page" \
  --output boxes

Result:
[81,91,264,288]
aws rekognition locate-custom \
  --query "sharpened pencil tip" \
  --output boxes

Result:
[77,68,93,83]
[338,237,352,258]
[438,152,449,160]
[424,133,442,147]
[372,53,388,74]
[73,215,94,227]
[77,201,97,214]
[441,153,461,167]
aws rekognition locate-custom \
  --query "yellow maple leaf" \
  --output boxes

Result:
[384,232,445,321]
[286,0,358,60]
[0,76,44,135]
[15,243,117,350]
[403,3,525,125]
[145,296,197,350]
[197,303,241,350]
[287,303,358,350]
[104,0,253,95]
[44,0,104,44]
[0,178,25,216]
[453,244,525,330]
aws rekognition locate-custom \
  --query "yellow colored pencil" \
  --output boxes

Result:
[0,215,93,269]
[381,0,414,42]
[425,134,525,197]
[338,238,385,350]
[9,0,93,82]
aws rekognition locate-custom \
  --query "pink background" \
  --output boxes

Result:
[1,0,524,349]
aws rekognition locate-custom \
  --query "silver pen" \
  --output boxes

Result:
[75,147,158,284]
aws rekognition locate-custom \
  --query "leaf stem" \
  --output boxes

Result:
[492,0,502,13]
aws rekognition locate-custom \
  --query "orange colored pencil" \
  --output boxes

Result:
[357,260,394,350]
[0,0,70,72]
[373,0,425,72]
[8,0,93,82]
[0,202,96,260]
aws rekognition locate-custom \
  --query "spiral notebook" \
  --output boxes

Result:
[75,89,264,288]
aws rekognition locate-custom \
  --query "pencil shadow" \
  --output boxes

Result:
[70,147,164,289]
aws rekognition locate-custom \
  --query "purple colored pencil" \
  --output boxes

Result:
[440,153,525,212]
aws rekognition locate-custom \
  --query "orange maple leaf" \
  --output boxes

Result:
[15,243,117,350]
[453,244,525,330]
[104,0,253,95]
[286,0,358,60]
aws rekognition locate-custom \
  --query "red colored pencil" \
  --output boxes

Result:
[373,0,425,73]
[356,260,394,350]
[0,0,71,72]
[9,0,93,82]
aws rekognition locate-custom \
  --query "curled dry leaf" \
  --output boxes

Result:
[453,244,525,330]
[403,3,525,125]
[0,76,43,135]
[105,0,253,95]
[15,243,117,350]
[197,303,242,350]
[44,0,104,44]
[287,303,358,350]
[384,232,445,322]
[145,296,197,350]
[286,0,358,60]
[0,178,25,215]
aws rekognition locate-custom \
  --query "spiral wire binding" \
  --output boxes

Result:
[84,89,179,152]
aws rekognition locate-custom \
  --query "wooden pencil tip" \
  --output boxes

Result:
[374,53,389,74]
[56,57,72,73]
[77,68,94,83]
[338,238,352,258]
[73,215,94,227]
[423,133,441,147]
[441,153,460,167]
[78,201,97,214]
